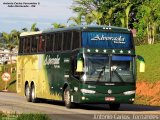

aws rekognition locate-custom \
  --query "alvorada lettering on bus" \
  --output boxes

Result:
[44,55,60,66]
[91,35,126,44]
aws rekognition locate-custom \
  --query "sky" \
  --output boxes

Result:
[0,0,75,33]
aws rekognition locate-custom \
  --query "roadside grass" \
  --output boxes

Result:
[0,112,51,120]
[17,114,51,120]
[136,43,160,83]
[135,43,160,106]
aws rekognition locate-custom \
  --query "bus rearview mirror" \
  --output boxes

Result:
[76,59,83,72]
[137,55,145,72]
[139,61,145,72]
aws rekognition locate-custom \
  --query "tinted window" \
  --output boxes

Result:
[31,36,38,53]
[54,33,62,51]
[19,38,24,54]
[72,31,80,50]
[51,34,55,51]
[24,37,31,54]
[38,35,46,53]
[46,34,53,52]
[63,32,72,50]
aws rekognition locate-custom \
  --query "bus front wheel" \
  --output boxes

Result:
[64,87,74,108]
[25,84,31,102]
[109,103,120,110]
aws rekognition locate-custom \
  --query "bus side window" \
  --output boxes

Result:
[72,31,80,50]
[54,33,58,51]
[38,35,46,53]
[63,32,72,50]
[24,37,30,54]
[52,34,55,51]
[54,33,62,51]
[46,34,53,52]
[31,36,37,53]
[19,38,24,54]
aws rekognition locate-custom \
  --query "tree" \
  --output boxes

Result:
[51,23,66,28]
[120,3,132,28]
[70,0,160,45]
[70,0,139,26]
[85,10,103,25]
[71,0,103,25]
[71,0,96,15]
[134,0,160,44]
[30,23,40,31]
[68,13,83,25]
[1,30,20,50]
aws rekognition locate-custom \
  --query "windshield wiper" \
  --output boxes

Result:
[96,66,125,83]
[112,69,125,83]
[97,66,105,82]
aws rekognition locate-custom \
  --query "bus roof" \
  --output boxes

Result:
[20,31,42,37]
[20,26,131,37]
[42,25,131,34]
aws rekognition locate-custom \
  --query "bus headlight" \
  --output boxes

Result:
[82,74,87,81]
[123,90,135,95]
[81,89,96,94]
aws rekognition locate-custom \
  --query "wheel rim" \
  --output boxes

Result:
[31,86,35,100]
[64,90,70,105]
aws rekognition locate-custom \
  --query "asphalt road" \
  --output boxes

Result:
[0,92,160,120]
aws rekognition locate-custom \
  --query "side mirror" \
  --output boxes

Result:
[137,55,145,72]
[76,59,83,72]
[139,61,145,72]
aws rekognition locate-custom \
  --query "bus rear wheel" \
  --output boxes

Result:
[25,84,31,102]
[109,103,120,110]
[64,87,74,108]
[31,84,38,103]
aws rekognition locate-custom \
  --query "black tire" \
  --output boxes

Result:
[25,84,31,102]
[63,87,74,108]
[109,103,120,110]
[30,84,38,103]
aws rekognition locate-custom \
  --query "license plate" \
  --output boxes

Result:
[105,97,115,101]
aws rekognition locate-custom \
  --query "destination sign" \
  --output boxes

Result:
[82,32,133,49]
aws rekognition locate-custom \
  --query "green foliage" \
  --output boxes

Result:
[68,13,82,25]
[1,30,20,50]
[30,23,37,32]
[30,23,40,31]
[134,0,160,44]
[17,114,50,120]
[51,23,66,28]
[70,0,160,45]
[0,113,50,120]
[136,43,160,83]
[86,10,103,25]
[71,0,141,26]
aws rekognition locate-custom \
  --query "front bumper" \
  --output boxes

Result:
[79,93,135,104]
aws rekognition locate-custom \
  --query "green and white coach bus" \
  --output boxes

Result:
[17,25,141,110]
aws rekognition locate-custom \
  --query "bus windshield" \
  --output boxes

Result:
[84,54,135,83]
